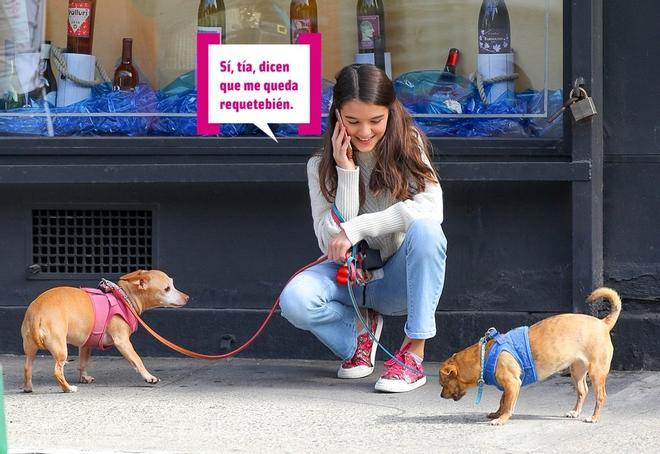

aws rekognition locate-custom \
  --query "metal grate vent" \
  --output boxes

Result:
[31,209,153,275]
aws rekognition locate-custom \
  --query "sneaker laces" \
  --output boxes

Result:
[354,333,373,365]
[382,343,422,379]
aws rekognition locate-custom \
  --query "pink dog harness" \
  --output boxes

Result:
[82,287,139,350]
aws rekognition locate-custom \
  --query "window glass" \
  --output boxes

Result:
[0,0,562,138]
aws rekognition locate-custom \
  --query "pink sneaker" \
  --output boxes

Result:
[374,343,426,392]
[337,309,384,379]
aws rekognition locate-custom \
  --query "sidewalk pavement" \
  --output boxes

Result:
[1,354,659,453]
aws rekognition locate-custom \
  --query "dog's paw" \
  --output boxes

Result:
[487,412,501,419]
[583,416,599,424]
[489,418,506,426]
[64,385,79,393]
[23,387,33,394]
[565,410,580,418]
[80,375,95,384]
[144,375,160,384]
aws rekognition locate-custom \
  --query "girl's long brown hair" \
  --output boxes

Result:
[318,64,437,203]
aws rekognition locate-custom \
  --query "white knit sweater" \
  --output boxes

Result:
[307,145,444,261]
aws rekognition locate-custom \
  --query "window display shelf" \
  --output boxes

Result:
[0,136,586,184]
[0,136,564,156]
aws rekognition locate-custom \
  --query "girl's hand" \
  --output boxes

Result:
[332,118,355,170]
[328,229,353,262]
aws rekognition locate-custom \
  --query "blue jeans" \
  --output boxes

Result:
[280,219,447,360]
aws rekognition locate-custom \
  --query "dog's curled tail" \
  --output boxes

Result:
[587,287,622,331]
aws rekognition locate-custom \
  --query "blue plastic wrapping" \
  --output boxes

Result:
[394,69,562,138]
[395,70,475,115]
[55,83,158,136]
[148,85,197,136]
[0,106,49,136]
[520,88,563,137]
[153,70,280,137]
[0,83,158,136]
[0,69,562,138]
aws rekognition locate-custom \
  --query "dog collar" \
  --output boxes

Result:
[98,278,138,313]
[476,327,499,404]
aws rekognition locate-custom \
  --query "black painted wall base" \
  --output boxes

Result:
[1,306,657,370]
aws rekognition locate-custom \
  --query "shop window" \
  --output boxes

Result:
[0,0,562,138]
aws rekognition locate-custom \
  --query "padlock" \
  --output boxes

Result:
[569,87,597,122]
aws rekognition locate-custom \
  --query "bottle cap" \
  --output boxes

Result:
[445,48,460,67]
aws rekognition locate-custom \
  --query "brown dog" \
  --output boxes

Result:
[439,287,621,425]
[21,269,189,393]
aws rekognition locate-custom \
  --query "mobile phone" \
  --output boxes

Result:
[335,109,353,160]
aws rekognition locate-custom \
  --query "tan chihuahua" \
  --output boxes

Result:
[21,269,189,393]
[439,287,621,425]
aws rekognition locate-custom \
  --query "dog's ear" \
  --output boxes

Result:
[119,269,149,290]
[440,363,458,378]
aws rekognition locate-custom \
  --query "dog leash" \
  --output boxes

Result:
[334,203,436,378]
[475,327,498,404]
[343,257,440,379]
[100,256,327,360]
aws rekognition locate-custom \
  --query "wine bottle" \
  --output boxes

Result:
[374,36,385,72]
[41,41,58,100]
[477,0,513,102]
[27,41,58,103]
[356,0,385,54]
[113,38,139,92]
[478,0,510,54]
[198,0,226,43]
[290,0,318,44]
[66,0,97,54]
[443,48,460,74]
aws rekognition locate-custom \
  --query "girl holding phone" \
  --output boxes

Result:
[279,64,447,393]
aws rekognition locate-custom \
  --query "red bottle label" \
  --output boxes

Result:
[68,1,92,38]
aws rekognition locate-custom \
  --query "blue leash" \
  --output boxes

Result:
[345,242,501,397]
[475,337,487,404]
[345,254,431,378]
[333,204,434,378]
[475,327,498,404]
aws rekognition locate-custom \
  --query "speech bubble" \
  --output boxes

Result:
[205,44,312,141]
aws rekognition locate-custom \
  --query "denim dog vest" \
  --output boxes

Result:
[483,326,538,390]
